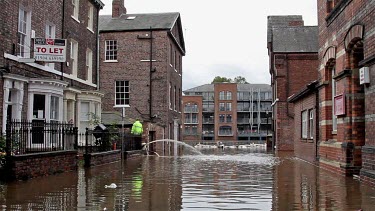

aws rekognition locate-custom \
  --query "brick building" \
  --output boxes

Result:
[182,83,272,145]
[0,0,104,134]
[267,16,319,151]
[317,0,375,183]
[288,80,319,164]
[99,0,185,154]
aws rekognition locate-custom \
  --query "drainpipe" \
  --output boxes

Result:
[149,27,153,120]
[61,0,65,81]
[96,8,100,91]
[285,54,293,118]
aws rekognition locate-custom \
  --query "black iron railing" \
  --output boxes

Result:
[5,120,78,155]
[82,129,143,154]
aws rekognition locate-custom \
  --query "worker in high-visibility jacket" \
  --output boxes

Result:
[131,119,143,135]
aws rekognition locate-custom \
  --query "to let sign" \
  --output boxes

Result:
[334,94,345,116]
[34,38,66,62]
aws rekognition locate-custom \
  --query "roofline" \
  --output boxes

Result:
[91,0,105,9]
[288,80,319,103]
[99,28,169,33]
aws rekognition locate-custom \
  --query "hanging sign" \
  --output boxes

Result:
[34,38,66,62]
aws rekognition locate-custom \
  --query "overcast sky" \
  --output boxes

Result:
[100,0,317,90]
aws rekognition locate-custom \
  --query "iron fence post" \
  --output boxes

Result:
[85,128,88,155]
[74,127,78,150]
[5,120,11,158]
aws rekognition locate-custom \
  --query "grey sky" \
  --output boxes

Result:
[100,0,318,90]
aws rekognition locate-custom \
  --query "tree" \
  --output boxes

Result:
[211,76,232,83]
[211,76,249,84]
[233,76,249,84]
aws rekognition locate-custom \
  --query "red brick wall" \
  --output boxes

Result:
[84,150,121,167]
[317,0,374,177]
[293,93,318,163]
[9,151,77,180]
[99,30,182,130]
[272,53,318,151]
[63,0,100,88]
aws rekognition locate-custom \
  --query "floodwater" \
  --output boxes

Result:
[0,148,375,211]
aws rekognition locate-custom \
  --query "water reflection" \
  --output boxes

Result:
[0,150,374,210]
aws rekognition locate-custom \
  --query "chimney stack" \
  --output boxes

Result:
[112,0,127,18]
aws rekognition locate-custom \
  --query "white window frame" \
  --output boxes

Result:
[309,109,314,139]
[115,81,130,106]
[45,23,56,70]
[72,0,80,21]
[302,110,308,139]
[17,8,31,58]
[169,83,172,109]
[105,40,118,61]
[86,48,93,82]
[70,39,78,76]
[50,95,59,121]
[87,4,94,31]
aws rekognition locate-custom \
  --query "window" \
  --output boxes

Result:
[169,83,172,109]
[174,86,177,110]
[50,96,59,120]
[332,67,337,131]
[202,102,214,112]
[219,114,225,123]
[87,4,93,30]
[72,0,79,20]
[18,8,30,57]
[105,40,117,61]
[227,91,232,100]
[33,94,45,119]
[309,110,314,139]
[219,91,225,100]
[184,125,197,135]
[226,103,232,111]
[219,103,225,111]
[86,49,93,82]
[115,81,129,106]
[70,39,78,76]
[184,103,198,113]
[219,126,232,136]
[226,114,232,123]
[45,23,56,69]
[80,102,89,130]
[302,110,308,139]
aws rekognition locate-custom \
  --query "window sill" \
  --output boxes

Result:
[113,105,130,108]
[87,27,94,34]
[71,15,80,23]
[104,60,118,63]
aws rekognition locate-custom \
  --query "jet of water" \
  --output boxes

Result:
[143,139,203,155]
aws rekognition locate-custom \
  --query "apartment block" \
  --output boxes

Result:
[182,83,272,144]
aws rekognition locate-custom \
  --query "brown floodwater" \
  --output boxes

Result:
[0,149,374,210]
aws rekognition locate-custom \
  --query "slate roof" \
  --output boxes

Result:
[99,12,180,32]
[267,15,303,43]
[272,26,318,53]
[183,84,214,93]
[183,83,271,93]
